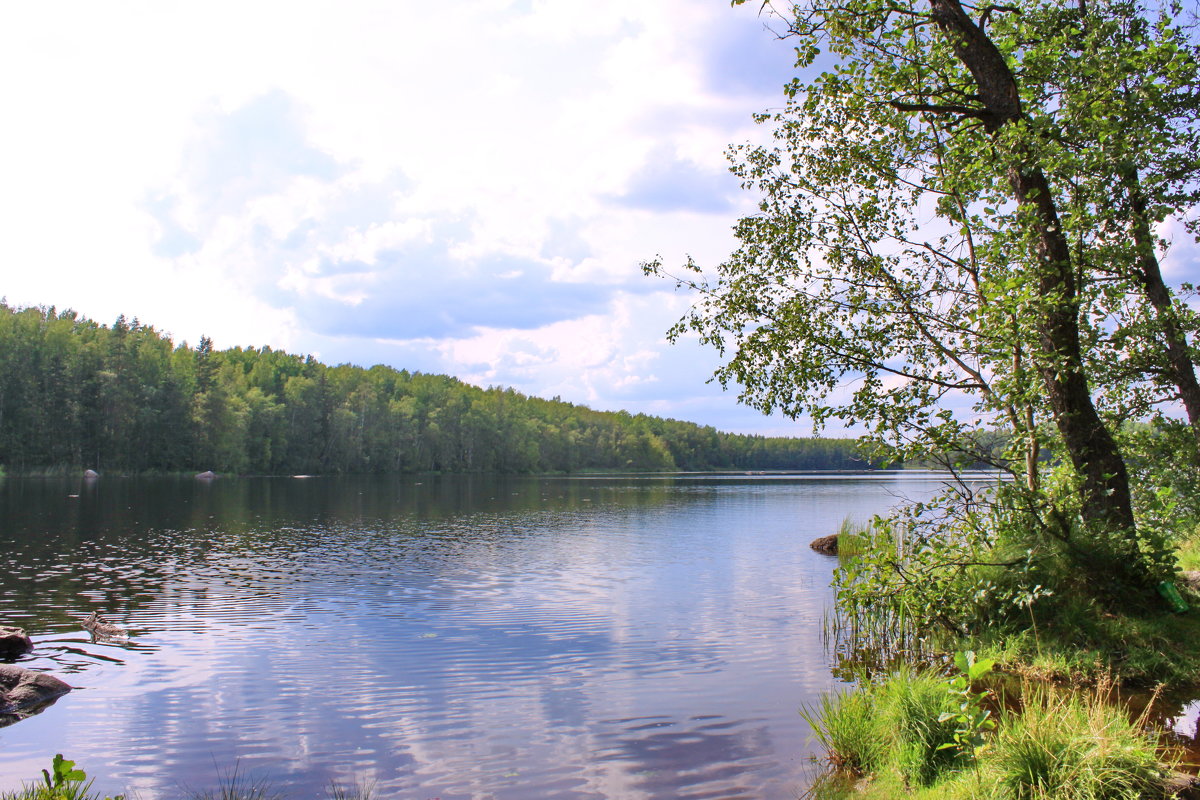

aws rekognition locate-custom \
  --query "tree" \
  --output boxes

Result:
[647,0,1200,594]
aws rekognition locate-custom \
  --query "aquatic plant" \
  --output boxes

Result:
[832,516,872,559]
[184,763,282,800]
[0,754,123,800]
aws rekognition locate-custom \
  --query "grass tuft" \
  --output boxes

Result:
[185,763,282,800]
[985,682,1166,800]
[324,780,375,800]
[802,688,887,775]
[833,516,872,559]
[804,668,963,788]
[805,672,1175,800]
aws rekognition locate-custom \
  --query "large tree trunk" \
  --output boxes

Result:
[1124,170,1200,449]
[928,0,1137,537]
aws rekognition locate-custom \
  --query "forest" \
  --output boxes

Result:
[0,302,871,475]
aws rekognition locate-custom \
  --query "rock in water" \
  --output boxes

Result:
[0,664,71,717]
[809,534,839,555]
[83,469,99,478]
[195,470,216,480]
[0,627,32,658]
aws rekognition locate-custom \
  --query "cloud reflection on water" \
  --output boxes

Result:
[0,473,951,798]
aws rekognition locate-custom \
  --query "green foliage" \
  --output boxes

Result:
[656,0,1200,610]
[833,516,872,559]
[830,462,1193,667]
[0,755,123,800]
[937,651,996,760]
[1177,525,1200,574]
[0,302,873,476]
[980,592,1200,687]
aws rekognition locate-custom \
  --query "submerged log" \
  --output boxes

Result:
[809,534,839,555]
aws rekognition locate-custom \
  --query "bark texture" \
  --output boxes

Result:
[928,0,1136,535]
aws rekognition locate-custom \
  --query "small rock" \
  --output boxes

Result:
[810,534,839,555]
[0,627,32,658]
[195,470,216,480]
[83,469,99,479]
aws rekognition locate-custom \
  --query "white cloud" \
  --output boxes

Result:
[0,0,805,433]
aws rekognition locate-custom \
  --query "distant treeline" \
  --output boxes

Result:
[0,303,876,475]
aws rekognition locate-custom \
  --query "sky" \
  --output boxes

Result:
[4,3,1197,440]
[0,0,816,436]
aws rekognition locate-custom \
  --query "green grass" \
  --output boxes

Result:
[804,668,965,789]
[968,571,1200,688]
[183,764,282,800]
[833,516,873,559]
[986,684,1164,800]
[802,686,890,774]
[0,757,374,800]
[806,672,1173,800]
[1177,526,1200,574]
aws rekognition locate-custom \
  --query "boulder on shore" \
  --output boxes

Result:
[0,627,32,659]
[809,534,839,556]
[0,664,71,722]
[195,470,216,480]
[83,469,99,479]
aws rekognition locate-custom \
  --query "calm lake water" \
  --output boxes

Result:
[0,472,967,799]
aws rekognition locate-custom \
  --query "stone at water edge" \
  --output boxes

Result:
[0,664,71,714]
[83,469,99,478]
[809,534,839,555]
[195,470,216,479]
[0,627,32,658]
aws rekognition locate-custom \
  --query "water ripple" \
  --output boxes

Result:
[0,472,955,799]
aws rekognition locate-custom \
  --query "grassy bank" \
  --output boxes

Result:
[809,521,1200,798]
[805,667,1173,800]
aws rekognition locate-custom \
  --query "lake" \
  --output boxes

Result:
[0,472,966,799]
